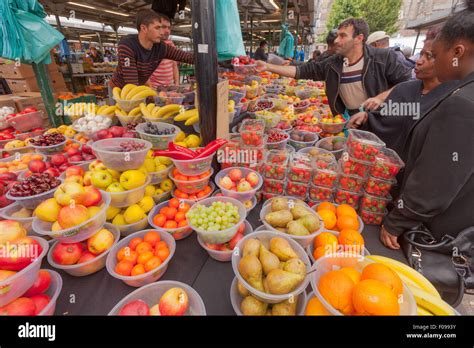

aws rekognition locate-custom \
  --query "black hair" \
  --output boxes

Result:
[313,49,321,56]
[425,25,442,41]
[437,0,474,45]
[326,29,338,45]
[338,18,370,42]
[136,9,166,31]
[260,40,268,47]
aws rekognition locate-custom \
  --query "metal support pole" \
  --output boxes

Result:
[294,13,300,59]
[412,30,421,56]
[250,17,254,56]
[32,63,62,128]
[55,14,77,93]
[191,0,218,145]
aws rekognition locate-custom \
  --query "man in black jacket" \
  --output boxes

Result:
[254,18,412,124]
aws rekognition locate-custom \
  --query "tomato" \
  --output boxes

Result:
[163,220,178,229]
[143,231,160,247]
[115,261,134,276]
[174,211,186,222]
[135,242,152,254]
[144,257,162,272]
[178,220,188,227]
[163,207,177,220]
[156,247,170,262]
[128,237,143,251]
[131,264,146,276]
[155,241,168,250]
[178,202,190,213]
[152,213,166,227]
[137,251,154,265]
[168,198,180,209]
[121,250,138,265]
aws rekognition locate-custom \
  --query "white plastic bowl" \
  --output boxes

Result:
[259,203,323,248]
[115,216,150,237]
[315,136,346,160]
[0,237,49,307]
[311,202,365,234]
[108,280,206,315]
[31,139,67,155]
[152,190,172,204]
[90,137,152,171]
[187,196,247,245]
[306,229,370,264]
[135,123,180,150]
[309,254,417,315]
[169,167,213,194]
[212,189,257,213]
[0,203,36,235]
[172,153,214,176]
[215,167,263,203]
[170,182,215,202]
[149,165,174,185]
[231,231,311,304]
[197,220,253,262]
[32,192,111,243]
[47,223,120,277]
[230,277,308,316]
[106,229,176,288]
[148,200,195,240]
[37,269,63,316]
[115,97,146,113]
[108,176,151,208]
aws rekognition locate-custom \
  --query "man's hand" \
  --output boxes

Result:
[253,60,268,73]
[380,225,401,250]
[282,60,291,66]
[347,112,368,129]
[362,96,384,111]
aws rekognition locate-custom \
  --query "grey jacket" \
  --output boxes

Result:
[296,44,412,115]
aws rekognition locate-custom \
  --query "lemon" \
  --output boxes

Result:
[112,214,126,226]
[106,206,121,220]
[174,141,188,148]
[144,185,156,197]
[138,196,154,213]
[184,134,200,148]
[123,204,145,224]
[175,130,186,142]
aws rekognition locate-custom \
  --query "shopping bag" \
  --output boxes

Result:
[278,24,294,59]
[216,0,246,61]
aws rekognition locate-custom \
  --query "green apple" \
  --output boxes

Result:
[54,183,87,206]
[106,182,125,193]
[120,170,147,190]
[106,168,121,180]
[91,171,113,189]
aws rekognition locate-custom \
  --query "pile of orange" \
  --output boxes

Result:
[173,185,213,200]
[316,202,360,231]
[313,230,365,261]
[115,231,170,277]
[171,168,211,182]
[171,168,213,200]
[0,153,43,173]
[152,198,190,230]
[317,261,403,316]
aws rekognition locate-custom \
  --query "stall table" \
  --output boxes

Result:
[44,201,407,315]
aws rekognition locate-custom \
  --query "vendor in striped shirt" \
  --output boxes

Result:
[147,15,180,88]
[110,10,193,89]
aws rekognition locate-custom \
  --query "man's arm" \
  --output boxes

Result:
[254,61,296,77]
[173,62,180,85]
[362,86,395,111]
[255,59,326,81]
[118,44,139,85]
[163,44,194,64]
[385,49,412,86]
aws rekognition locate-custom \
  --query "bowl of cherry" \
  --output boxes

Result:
[30,133,67,155]
[6,173,62,209]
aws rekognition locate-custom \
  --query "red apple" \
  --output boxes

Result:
[81,144,93,155]
[246,172,260,187]
[45,162,52,169]
[228,168,243,182]
[51,154,67,167]
[66,148,81,157]
[83,154,96,161]
[52,243,83,265]
[0,238,43,271]
[28,160,46,173]
[119,300,150,316]
[77,251,96,264]
[44,168,60,177]
[69,155,84,162]
[158,287,189,316]
[0,297,36,316]
[30,294,51,315]
[122,131,136,138]
[82,186,102,207]
[58,163,70,172]
[65,165,85,178]
[96,130,111,140]
[0,172,18,182]
[109,126,125,138]
[24,270,51,297]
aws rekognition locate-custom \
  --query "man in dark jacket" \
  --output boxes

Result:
[254,40,268,62]
[254,18,412,121]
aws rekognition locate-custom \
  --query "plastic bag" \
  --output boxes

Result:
[216,0,246,61]
[278,24,294,59]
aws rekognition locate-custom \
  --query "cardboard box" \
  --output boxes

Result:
[6,78,40,93]
[0,95,17,111]
[0,63,35,79]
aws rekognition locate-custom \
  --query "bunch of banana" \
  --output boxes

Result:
[152,104,182,120]
[174,108,199,126]
[367,255,455,316]
[113,84,157,101]
[96,104,117,117]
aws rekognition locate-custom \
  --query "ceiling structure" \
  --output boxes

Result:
[40,0,316,47]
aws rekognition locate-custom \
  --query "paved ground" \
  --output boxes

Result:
[457,293,474,315]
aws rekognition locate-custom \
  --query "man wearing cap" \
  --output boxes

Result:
[254,18,412,128]
[367,31,415,69]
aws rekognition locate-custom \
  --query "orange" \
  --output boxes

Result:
[137,251,154,265]
[129,237,143,251]
[352,279,400,315]
[121,249,138,265]
[317,202,336,214]
[188,194,197,200]
[155,247,170,262]
[317,209,337,230]
[174,190,188,199]
[336,215,360,232]
[144,231,160,247]
[175,174,188,181]
[314,232,338,249]
[168,198,180,209]
[360,263,403,296]
[115,260,134,276]
[197,191,206,198]
[338,229,365,249]
[116,246,129,261]
[178,202,190,213]
[131,264,146,276]
[135,242,153,254]
[153,214,166,227]
[339,267,361,285]
[163,207,177,220]
[203,185,212,194]
[144,256,162,272]
[178,220,188,227]
[163,220,178,229]
[313,245,334,260]
[336,204,358,219]
[187,176,200,181]
[317,270,355,315]
[155,241,168,250]
[174,211,186,222]
[305,297,330,316]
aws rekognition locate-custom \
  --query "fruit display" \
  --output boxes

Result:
[263,150,289,180]
[0,269,60,316]
[170,167,213,194]
[318,113,347,134]
[239,119,265,147]
[346,129,385,162]
[337,173,366,192]
[187,200,241,232]
[334,188,362,208]
[135,122,179,150]
[369,147,405,180]
[309,185,334,202]
[310,228,365,262]
[339,154,371,178]
[288,130,318,150]
[315,202,362,233]
[8,173,61,198]
[287,153,312,183]
[261,197,321,242]
[233,233,310,301]
[262,178,285,195]
[316,136,346,159]
[360,191,392,214]
[0,153,44,174]
[72,114,113,135]
[113,230,171,277]
[265,129,289,150]
[29,133,66,147]
[150,198,190,230]
[216,167,262,201]
[200,221,246,254]
[365,176,395,197]
[285,180,308,199]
